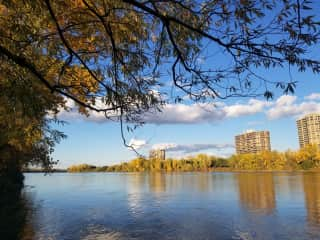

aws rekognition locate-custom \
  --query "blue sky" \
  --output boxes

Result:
[53,68,319,168]
[52,2,320,168]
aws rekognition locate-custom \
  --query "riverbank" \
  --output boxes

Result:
[64,167,320,173]
[211,168,320,173]
[67,147,320,173]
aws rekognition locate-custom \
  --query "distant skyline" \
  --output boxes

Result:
[53,68,320,168]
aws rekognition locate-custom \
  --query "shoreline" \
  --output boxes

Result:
[28,168,320,173]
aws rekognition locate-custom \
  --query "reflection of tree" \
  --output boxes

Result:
[149,172,210,194]
[303,173,320,225]
[126,173,147,193]
[237,173,276,213]
[149,173,166,194]
[197,173,209,192]
[0,190,35,240]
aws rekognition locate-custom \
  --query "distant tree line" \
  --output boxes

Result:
[230,144,320,170]
[68,144,320,172]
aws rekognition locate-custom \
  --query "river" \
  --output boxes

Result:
[19,172,320,239]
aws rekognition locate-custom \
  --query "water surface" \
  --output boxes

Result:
[22,172,320,239]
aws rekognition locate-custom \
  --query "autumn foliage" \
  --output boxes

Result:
[68,145,320,172]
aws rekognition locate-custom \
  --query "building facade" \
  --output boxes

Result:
[297,113,320,148]
[149,149,166,160]
[235,130,271,154]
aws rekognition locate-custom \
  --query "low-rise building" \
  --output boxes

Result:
[149,149,166,160]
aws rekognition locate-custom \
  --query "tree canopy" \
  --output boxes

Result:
[0,59,66,170]
[1,0,319,119]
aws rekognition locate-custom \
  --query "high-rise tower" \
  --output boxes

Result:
[297,113,320,148]
[235,130,271,154]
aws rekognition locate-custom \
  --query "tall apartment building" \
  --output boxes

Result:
[296,113,320,148]
[235,130,271,154]
[149,149,166,160]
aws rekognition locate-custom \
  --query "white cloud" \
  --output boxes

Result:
[128,138,147,150]
[276,95,297,106]
[57,94,320,124]
[267,95,320,119]
[142,103,226,124]
[223,99,271,118]
[151,143,234,153]
[142,99,271,124]
[57,97,270,124]
[152,143,178,150]
[57,97,119,122]
[305,93,320,101]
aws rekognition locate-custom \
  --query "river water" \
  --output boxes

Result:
[20,172,320,239]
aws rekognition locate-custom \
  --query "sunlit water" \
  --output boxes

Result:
[22,172,320,240]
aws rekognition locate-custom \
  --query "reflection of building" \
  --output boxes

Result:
[235,130,271,154]
[149,149,166,160]
[297,113,320,148]
[303,173,320,225]
[237,173,275,213]
[149,173,166,194]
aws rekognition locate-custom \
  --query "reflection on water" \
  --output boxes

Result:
[303,173,320,226]
[0,190,36,240]
[20,172,320,240]
[149,172,166,194]
[237,173,275,214]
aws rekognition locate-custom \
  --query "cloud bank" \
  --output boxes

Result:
[305,93,320,101]
[57,93,320,124]
[266,95,320,119]
[151,143,234,153]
